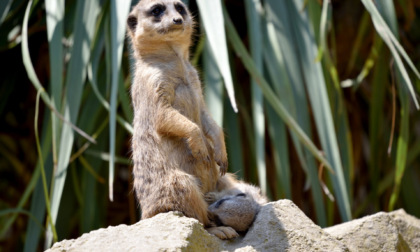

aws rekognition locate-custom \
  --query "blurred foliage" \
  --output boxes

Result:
[1,0,420,251]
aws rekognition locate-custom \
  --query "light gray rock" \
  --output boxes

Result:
[222,200,348,252]
[47,200,348,252]
[390,209,420,251]
[46,200,420,252]
[324,211,406,252]
[46,211,221,252]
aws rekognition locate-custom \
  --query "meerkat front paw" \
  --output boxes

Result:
[214,147,228,176]
[206,226,239,240]
[204,192,218,204]
[187,130,211,164]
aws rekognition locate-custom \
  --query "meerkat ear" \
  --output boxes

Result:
[127,13,138,32]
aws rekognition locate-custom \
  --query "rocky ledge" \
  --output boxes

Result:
[46,200,420,252]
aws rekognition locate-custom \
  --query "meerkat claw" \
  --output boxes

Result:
[206,226,239,240]
[204,192,217,204]
[218,161,227,176]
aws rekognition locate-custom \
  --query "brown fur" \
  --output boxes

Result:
[127,0,234,239]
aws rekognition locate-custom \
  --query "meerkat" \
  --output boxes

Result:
[206,174,268,232]
[127,0,237,239]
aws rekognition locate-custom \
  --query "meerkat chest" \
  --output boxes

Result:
[173,71,202,122]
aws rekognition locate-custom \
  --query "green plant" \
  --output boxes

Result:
[0,0,419,251]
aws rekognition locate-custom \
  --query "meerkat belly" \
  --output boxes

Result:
[166,83,218,192]
[163,83,202,168]
[172,83,201,123]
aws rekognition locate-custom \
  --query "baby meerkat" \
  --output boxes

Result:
[206,174,268,232]
[127,0,236,239]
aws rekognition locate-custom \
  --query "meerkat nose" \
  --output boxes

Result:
[173,18,183,25]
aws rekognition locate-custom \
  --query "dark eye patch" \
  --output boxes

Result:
[174,3,186,16]
[149,4,166,17]
[236,193,246,197]
[214,198,227,209]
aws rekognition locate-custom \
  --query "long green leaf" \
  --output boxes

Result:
[1,168,41,239]
[376,0,399,37]
[47,0,100,247]
[408,142,420,166]
[21,0,49,104]
[76,88,108,233]
[3,1,42,244]
[0,0,12,25]
[245,0,266,195]
[21,1,57,249]
[45,0,64,170]
[0,209,44,231]
[361,0,420,109]
[368,40,388,211]
[345,11,370,75]
[313,0,354,205]
[109,0,131,201]
[45,0,64,110]
[223,5,334,179]
[266,104,290,199]
[367,0,397,209]
[80,152,106,233]
[85,150,131,165]
[263,10,324,208]
[264,0,315,177]
[375,0,411,211]
[34,90,58,242]
[87,3,133,135]
[341,34,383,90]
[286,0,350,222]
[203,40,224,126]
[264,0,328,225]
[196,0,237,113]
[118,73,133,122]
[261,2,300,201]
[21,0,95,146]
[23,116,53,252]
[224,98,244,179]
[389,96,409,210]
[315,0,329,62]
[401,168,420,216]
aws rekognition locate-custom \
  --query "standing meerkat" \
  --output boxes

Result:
[127,0,237,239]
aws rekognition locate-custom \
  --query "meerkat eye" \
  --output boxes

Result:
[236,193,246,197]
[150,5,165,17]
[214,198,227,209]
[175,4,186,15]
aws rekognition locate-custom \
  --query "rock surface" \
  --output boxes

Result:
[324,212,402,251]
[46,200,420,252]
[390,209,420,251]
[46,211,221,252]
[223,200,348,252]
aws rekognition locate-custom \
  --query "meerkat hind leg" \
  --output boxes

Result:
[139,170,211,227]
[206,226,239,240]
[167,171,211,226]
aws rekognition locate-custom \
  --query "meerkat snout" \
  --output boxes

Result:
[173,18,183,25]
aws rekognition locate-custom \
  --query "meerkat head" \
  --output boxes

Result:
[208,193,261,232]
[127,0,193,50]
